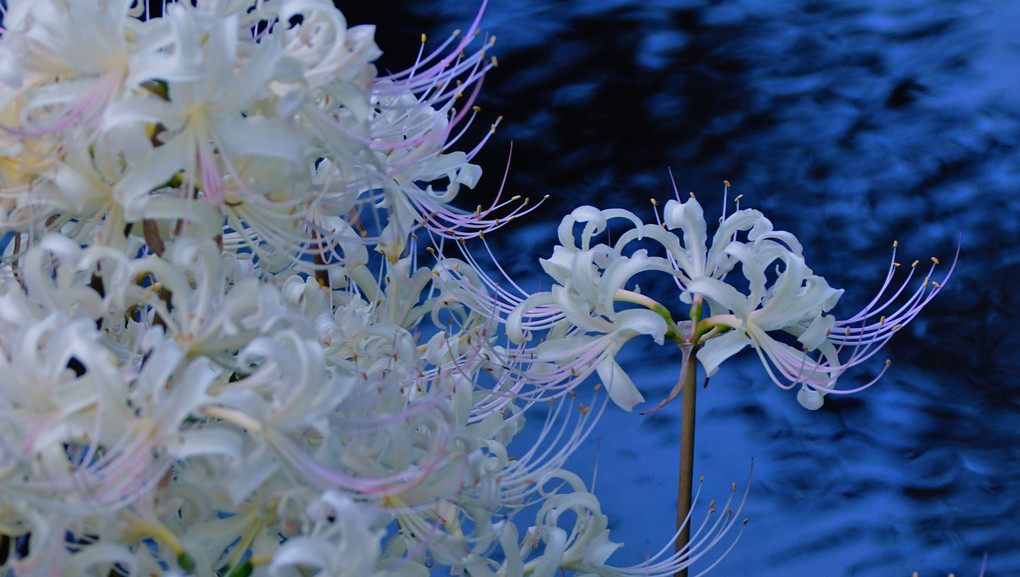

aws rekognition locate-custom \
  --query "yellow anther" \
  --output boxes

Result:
[931,257,940,265]
[421,33,427,43]
[689,192,696,199]
[732,482,737,491]
[491,56,499,67]
[723,180,731,187]
[700,476,705,482]
[893,262,901,267]
[932,281,940,288]
[893,240,899,248]
[911,260,919,268]
[879,315,886,325]
[734,194,744,202]
[473,105,481,112]
[885,359,892,367]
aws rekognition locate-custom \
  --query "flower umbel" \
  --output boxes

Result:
[509,185,955,411]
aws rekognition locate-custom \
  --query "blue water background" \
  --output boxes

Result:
[358,1,1020,575]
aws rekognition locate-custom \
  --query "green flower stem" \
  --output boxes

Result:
[612,289,704,577]
[674,343,698,577]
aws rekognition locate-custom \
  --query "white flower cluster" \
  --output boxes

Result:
[507,190,954,412]
[0,1,745,576]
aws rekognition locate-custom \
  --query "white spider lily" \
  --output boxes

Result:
[104,6,307,214]
[510,191,953,410]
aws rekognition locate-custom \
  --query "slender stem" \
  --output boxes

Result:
[675,346,698,577]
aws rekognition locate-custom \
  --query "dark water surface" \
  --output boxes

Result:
[350,1,1020,575]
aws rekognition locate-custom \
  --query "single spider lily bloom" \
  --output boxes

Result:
[104,6,308,217]
[277,0,383,90]
[303,3,546,251]
[504,206,676,410]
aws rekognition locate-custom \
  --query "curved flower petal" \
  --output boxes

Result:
[696,329,750,377]
[596,355,644,412]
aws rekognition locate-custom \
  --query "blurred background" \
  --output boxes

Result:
[340,0,1020,575]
